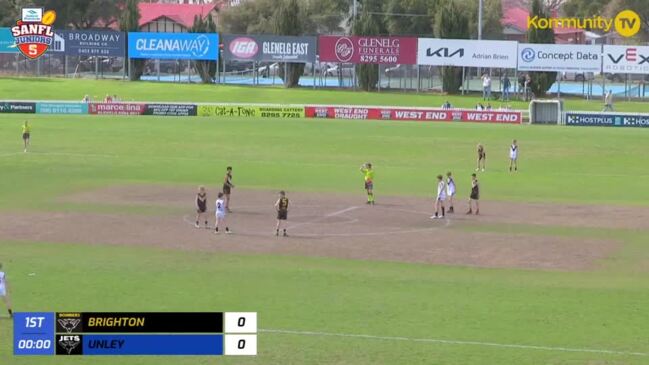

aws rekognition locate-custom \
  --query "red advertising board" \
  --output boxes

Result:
[89,103,146,115]
[305,106,522,124]
[318,36,417,65]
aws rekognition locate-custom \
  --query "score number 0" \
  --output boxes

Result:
[224,312,257,356]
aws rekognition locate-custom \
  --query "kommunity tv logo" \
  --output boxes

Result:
[528,9,642,38]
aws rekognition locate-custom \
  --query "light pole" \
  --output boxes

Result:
[477,0,484,86]
[478,0,483,41]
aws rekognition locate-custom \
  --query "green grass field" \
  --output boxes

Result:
[3,77,649,112]
[1,80,649,365]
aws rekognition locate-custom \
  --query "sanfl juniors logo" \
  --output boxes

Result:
[11,8,56,59]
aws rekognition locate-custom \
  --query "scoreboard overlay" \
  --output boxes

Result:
[14,312,257,356]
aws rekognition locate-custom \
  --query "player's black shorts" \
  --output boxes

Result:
[277,210,288,220]
[470,192,480,200]
[22,133,30,140]
[197,201,207,213]
[364,181,373,190]
[222,184,231,194]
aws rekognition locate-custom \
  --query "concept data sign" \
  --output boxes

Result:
[517,43,602,72]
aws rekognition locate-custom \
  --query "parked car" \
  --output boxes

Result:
[605,73,649,82]
[324,64,354,78]
[79,57,122,73]
[224,61,253,73]
[257,62,279,77]
[560,72,595,82]
[144,60,182,74]
[385,64,405,77]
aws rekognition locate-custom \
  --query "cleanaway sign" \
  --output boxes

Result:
[128,32,218,60]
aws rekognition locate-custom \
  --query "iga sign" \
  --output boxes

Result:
[603,45,649,74]
[517,43,602,72]
[128,32,218,60]
[58,30,125,57]
[222,35,316,63]
[89,103,145,115]
[305,106,522,124]
[417,39,518,69]
[565,112,649,127]
[318,36,417,65]
[10,8,56,59]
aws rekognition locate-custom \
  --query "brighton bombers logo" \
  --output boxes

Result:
[10,8,56,59]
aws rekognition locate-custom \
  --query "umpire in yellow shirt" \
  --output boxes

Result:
[22,121,31,153]
[360,163,375,205]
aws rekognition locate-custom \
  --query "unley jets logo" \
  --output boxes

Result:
[11,8,56,59]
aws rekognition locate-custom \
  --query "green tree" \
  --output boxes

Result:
[304,0,348,34]
[563,0,611,18]
[0,0,18,27]
[31,0,120,29]
[353,7,383,91]
[120,0,143,81]
[621,0,649,41]
[527,0,557,96]
[190,15,217,84]
[219,0,275,34]
[219,0,347,35]
[273,0,305,88]
[434,0,469,94]
[385,0,438,36]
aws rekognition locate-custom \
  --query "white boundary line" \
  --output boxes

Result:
[259,328,649,357]
[286,206,360,230]
[182,204,451,238]
[4,151,648,179]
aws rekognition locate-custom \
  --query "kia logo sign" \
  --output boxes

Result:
[229,37,258,59]
[521,47,535,62]
[334,37,354,62]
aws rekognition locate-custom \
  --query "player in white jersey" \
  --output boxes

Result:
[214,192,231,234]
[0,263,13,318]
[431,174,446,219]
[509,139,519,172]
[446,171,456,214]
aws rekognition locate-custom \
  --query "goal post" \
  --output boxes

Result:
[528,99,564,125]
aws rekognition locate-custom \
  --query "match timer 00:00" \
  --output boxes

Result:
[14,312,257,356]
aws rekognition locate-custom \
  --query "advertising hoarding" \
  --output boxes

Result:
[128,32,218,60]
[222,35,316,63]
[517,43,602,72]
[58,30,125,57]
[318,36,417,65]
[417,38,518,69]
[602,45,649,74]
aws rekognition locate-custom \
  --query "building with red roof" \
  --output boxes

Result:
[501,6,585,44]
[137,2,224,32]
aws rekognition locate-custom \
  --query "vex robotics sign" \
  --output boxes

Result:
[11,8,56,59]
[603,45,649,74]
